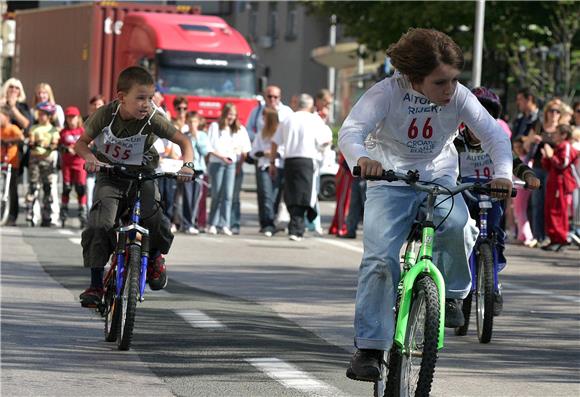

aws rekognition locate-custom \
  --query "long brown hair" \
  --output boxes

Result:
[386,28,464,84]
[261,107,279,139]
[218,102,241,133]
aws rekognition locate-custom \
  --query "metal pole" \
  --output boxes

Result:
[328,14,336,123]
[472,0,485,87]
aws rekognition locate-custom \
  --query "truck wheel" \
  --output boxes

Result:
[318,175,336,201]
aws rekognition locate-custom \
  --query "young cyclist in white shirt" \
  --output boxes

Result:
[338,28,513,382]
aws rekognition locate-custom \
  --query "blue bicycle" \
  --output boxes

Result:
[97,165,190,350]
[455,182,521,343]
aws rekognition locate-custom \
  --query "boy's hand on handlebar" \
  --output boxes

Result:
[524,174,541,190]
[177,166,194,182]
[356,157,383,178]
[84,157,107,173]
[489,178,512,199]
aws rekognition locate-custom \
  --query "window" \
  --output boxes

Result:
[267,2,278,41]
[285,2,297,41]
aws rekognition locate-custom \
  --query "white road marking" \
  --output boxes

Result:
[241,201,258,210]
[68,238,82,245]
[317,238,364,254]
[174,309,225,329]
[504,283,580,303]
[58,229,75,235]
[246,357,347,397]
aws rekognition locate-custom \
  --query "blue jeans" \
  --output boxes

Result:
[182,174,204,229]
[256,166,281,231]
[346,177,366,236]
[208,162,236,228]
[230,167,244,229]
[158,177,177,222]
[354,177,478,351]
[530,167,547,241]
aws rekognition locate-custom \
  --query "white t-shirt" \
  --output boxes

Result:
[338,72,513,185]
[207,122,252,164]
[273,110,331,160]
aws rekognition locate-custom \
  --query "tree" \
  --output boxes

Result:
[308,1,579,102]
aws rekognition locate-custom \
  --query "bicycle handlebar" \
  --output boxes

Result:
[352,166,517,198]
[100,163,199,181]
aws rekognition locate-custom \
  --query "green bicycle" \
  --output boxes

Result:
[353,166,507,397]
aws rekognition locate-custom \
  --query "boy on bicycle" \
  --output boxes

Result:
[74,66,194,307]
[338,28,514,382]
[454,87,540,315]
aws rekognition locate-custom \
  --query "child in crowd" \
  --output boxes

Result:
[512,137,537,247]
[541,124,578,251]
[59,106,87,228]
[74,66,194,307]
[182,111,209,234]
[0,109,24,226]
[26,102,60,227]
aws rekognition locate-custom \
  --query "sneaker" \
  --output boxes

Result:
[289,234,303,242]
[79,287,104,308]
[338,233,357,239]
[264,230,273,237]
[221,227,233,236]
[147,255,167,290]
[523,239,538,248]
[231,226,240,235]
[207,225,218,235]
[170,224,178,233]
[185,226,199,235]
[346,349,383,382]
[493,289,503,316]
[541,243,564,252]
[445,299,465,328]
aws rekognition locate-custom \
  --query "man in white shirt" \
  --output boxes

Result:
[270,94,330,241]
[246,85,294,142]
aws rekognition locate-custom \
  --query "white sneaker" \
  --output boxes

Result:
[170,224,178,233]
[185,226,199,235]
[231,226,240,235]
[221,227,233,236]
[264,230,273,237]
[289,234,303,242]
[207,225,218,235]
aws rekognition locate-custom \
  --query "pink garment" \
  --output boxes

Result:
[513,188,534,243]
[497,119,512,139]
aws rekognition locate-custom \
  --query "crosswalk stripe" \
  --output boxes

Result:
[174,309,225,329]
[246,357,347,397]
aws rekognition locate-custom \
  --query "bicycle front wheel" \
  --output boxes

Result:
[387,276,440,397]
[476,243,494,343]
[104,269,119,342]
[117,244,141,351]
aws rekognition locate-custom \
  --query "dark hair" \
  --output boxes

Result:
[479,98,502,119]
[517,87,536,104]
[557,124,573,140]
[89,94,104,105]
[218,103,240,133]
[116,66,155,93]
[386,28,464,84]
[316,89,332,101]
[173,96,188,108]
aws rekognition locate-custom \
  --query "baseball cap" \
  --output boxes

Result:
[64,106,81,117]
[36,101,56,115]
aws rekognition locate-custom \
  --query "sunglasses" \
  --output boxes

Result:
[267,95,280,99]
[177,106,188,111]
[547,108,560,113]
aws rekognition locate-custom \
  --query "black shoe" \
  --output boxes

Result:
[79,287,104,308]
[346,349,382,382]
[445,299,465,328]
[541,243,564,252]
[493,290,503,316]
[338,233,356,239]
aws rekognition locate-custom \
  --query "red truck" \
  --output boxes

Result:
[12,2,258,123]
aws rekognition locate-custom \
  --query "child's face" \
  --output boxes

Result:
[413,63,460,106]
[187,117,200,131]
[119,84,155,120]
[37,111,51,123]
[513,141,524,156]
[66,115,79,128]
[226,109,237,125]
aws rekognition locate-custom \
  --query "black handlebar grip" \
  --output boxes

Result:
[353,165,361,176]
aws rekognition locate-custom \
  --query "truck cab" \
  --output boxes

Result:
[117,13,258,123]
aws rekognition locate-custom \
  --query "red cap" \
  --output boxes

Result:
[64,106,81,117]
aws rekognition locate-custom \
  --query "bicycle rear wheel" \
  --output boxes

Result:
[104,269,120,342]
[476,243,494,343]
[117,244,141,351]
[0,169,11,225]
[386,276,440,397]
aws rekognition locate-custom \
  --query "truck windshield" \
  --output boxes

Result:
[158,66,255,99]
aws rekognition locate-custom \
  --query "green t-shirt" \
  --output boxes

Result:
[85,100,177,170]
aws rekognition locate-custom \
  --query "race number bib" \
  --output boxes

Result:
[459,151,494,180]
[94,127,147,165]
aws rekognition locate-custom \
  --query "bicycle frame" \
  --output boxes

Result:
[112,174,151,302]
[393,190,446,351]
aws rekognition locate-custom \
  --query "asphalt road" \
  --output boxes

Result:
[2,193,579,397]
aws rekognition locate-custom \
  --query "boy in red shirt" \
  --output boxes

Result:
[59,106,87,227]
[541,124,578,251]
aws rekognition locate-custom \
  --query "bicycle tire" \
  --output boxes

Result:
[476,243,494,343]
[0,171,11,225]
[104,269,119,342]
[117,244,140,351]
[386,276,440,397]
[454,291,472,336]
